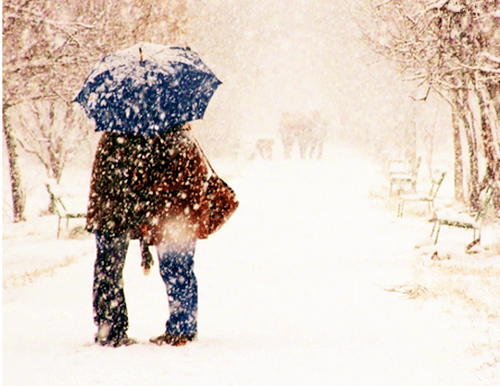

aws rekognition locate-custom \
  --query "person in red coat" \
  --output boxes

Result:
[142,123,210,346]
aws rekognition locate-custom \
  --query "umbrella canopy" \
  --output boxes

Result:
[75,43,222,136]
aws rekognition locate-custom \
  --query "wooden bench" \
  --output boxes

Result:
[397,171,446,217]
[389,157,421,195]
[430,183,496,250]
[45,180,87,238]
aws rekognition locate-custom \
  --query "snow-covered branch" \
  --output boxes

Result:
[445,4,462,13]
[482,52,500,64]
[425,0,449,12]
[451,59,500,75]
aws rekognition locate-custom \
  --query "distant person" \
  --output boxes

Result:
[308,110,328,159]
[250,138,274,160]
[296,114,313,159]
[279,112,297,159]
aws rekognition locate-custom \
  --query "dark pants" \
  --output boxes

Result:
[93,231,130,342]
[157,240,198,337]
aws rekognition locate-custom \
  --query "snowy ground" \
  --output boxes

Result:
[3,141,500,385]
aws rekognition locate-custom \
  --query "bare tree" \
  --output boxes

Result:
[3,0,96,222]
[15,100,91,182]
[3,0,189,221]
[3,0,71,222]
[356,0,500,209]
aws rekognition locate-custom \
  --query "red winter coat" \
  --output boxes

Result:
[142,128,211,244]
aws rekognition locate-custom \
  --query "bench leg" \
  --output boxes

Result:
[57,217,62,239]
[431,220,440,244]
[466,238,480,252]
[434,224,441,244]
[475,228,480,243]
[397,200,404,217]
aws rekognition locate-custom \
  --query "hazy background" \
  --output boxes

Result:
[183,0,452,167]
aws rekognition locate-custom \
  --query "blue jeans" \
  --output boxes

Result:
[93,231,130,341]
[157,240,198,337]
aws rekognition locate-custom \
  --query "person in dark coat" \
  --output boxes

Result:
[86,132,153,347]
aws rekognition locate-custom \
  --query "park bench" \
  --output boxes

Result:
[397,171,446,217]
[45,180,87,238]
[389,156,421,195]
[430,183,496,251]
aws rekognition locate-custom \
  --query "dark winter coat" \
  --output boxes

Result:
[86,132,154,239]
[86,127,210,243]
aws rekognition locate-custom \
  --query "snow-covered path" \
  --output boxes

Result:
[3,145,482,385]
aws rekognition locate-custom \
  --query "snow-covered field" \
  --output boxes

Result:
[3,141,500,385]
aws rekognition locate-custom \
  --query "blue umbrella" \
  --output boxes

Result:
[75,43,222,137]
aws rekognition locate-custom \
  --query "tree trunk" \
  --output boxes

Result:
[487,82,500,125]
[476,82,500,211]
[476,83,499,179]
[2,105,26,222]
[451,103,465,203]
[458,88,480,210]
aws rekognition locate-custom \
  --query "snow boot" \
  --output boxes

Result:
[149,333,196,347]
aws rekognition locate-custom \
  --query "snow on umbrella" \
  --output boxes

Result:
[74,43,222,137]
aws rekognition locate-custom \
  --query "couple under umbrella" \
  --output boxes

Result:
[75,43,235,347]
